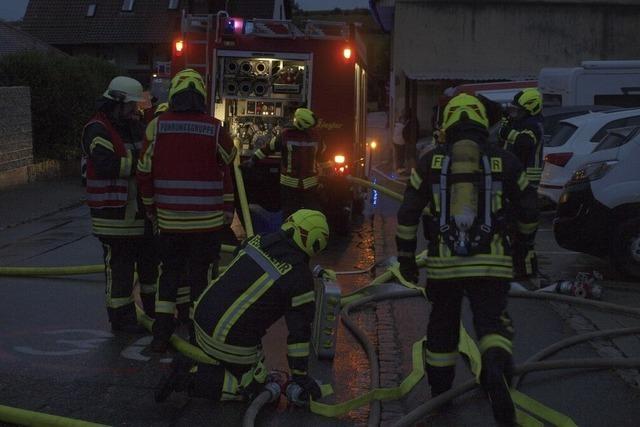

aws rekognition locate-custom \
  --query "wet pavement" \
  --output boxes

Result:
[369,165,640,426]
[1,168,640,427]
[0,182,379,426]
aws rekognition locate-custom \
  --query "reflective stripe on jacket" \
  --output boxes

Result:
[84,113,129,209]
[137,112,236,232]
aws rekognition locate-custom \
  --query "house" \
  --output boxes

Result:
[370,0,640,136]
[21,0,290,87]
[0,21,61,57]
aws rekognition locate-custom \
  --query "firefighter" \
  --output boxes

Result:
[242,108,331,218]
[498,88,543,279]
[154,209,328,405]
[499,88,544,188]
[137,68,237,352]
[396,94,539,426]
[81,76,158,332]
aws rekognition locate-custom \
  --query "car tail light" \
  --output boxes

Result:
[544,152,573,167]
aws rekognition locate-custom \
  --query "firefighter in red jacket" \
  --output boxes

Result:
[81,76,158,332]
[243,108,331,218]
[137,69,237,352]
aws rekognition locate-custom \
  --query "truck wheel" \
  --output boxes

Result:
[611,218,640,279]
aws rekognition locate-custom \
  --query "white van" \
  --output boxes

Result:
[553,126,640,278]
[539,61,640,108]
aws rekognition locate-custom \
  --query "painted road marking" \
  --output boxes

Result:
[121,336,172,364]
[13,329,113,356]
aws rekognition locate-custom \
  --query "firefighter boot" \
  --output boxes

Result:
[480,348,516,427]
[109,303,146,334]
[150,313,176,353]
[155,353,194,402]
[426,364,455,413]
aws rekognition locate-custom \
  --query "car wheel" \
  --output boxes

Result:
[611,218,640,279]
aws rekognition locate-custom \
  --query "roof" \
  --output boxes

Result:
[22,0,183,45]
[228,0,278,19]
[0,21,61,56]
[22,0,279,46]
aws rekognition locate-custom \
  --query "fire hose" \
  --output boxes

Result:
[2,177,640,426]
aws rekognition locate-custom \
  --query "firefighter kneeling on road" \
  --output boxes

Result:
[82,76,158,332]
[242,108,331,219]
[155,209,328,405]
[396,94,539,426]
[137,68,237,352]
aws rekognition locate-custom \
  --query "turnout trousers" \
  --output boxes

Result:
[280,185,321,220]
[425,278,516,425]
[153,232,221,347]
[99,235,158,327]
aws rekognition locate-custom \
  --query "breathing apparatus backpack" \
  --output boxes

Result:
[426,139,504,257]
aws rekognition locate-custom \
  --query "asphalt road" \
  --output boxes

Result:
[370,168,640,427]
[0,204,378,427]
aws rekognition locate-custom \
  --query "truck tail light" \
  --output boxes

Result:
[174,40,184,57]
[342,47,352,60]
[334,155,346,164]
[544,152,573,167]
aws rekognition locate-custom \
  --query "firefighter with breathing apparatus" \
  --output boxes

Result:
[155,209,328,406]
[243,107,331,218]
[396,93,539,426]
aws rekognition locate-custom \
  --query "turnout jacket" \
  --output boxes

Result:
[193,231,315,375]
[137,112,236,233]
[500,115,544,185]
[396,138,539,280]
[252,127,331,190]
[81,113,146,237]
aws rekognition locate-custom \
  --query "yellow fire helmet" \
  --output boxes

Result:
[513,88,542,115]
[169,68,206,102]
[293,108,317,131]
[154,102,169,116]
[441,93,489,132]
[281,209,329,257]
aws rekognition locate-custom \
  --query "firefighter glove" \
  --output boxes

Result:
[498,120,512,142]
[292,374,322,401]
[398,255,419,284]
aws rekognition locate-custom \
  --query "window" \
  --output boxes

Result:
[594,128,639,152]
[168,0,180,10]
[86,4,96,17]
[122,0,134,12]
[137,48,150,65]
[546,123,577,147]
[591,117,640,142]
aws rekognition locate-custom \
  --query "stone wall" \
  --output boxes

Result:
[0,86,33,173]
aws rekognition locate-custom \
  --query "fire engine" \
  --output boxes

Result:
[171,11,369,233]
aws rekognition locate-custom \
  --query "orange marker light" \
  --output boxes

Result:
[343,47,352,60]
[175,40,184,56]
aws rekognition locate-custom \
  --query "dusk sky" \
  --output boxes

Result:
[0,0,370,21]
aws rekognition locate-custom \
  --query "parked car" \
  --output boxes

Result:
[554,126,640,278]
[538,108,640,204]
[541,105,617,144]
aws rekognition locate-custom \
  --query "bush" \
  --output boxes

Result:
[0,52,120,160]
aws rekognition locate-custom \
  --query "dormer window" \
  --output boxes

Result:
[122,0,135,12]
[87,4,96,17]
[168,0,180,10]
